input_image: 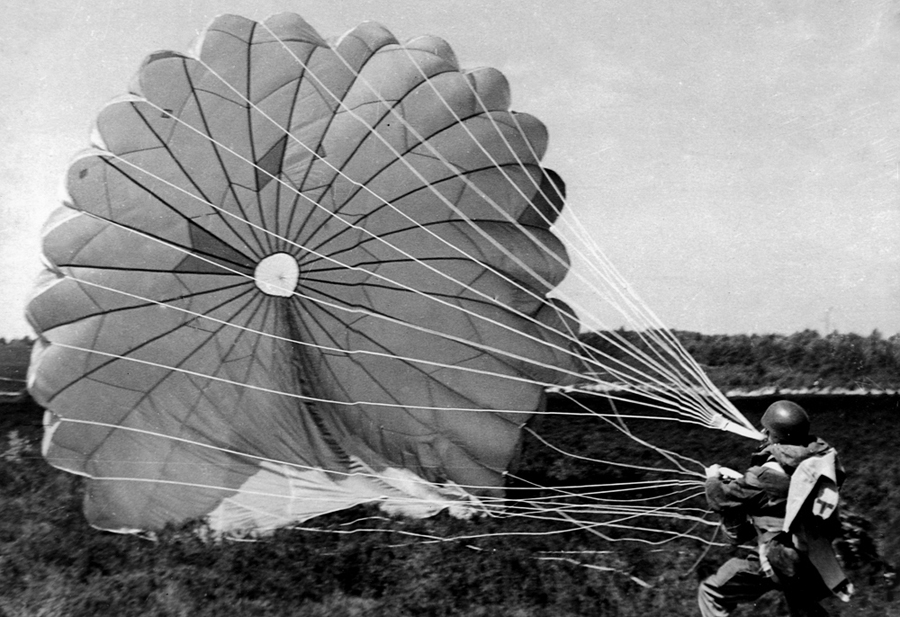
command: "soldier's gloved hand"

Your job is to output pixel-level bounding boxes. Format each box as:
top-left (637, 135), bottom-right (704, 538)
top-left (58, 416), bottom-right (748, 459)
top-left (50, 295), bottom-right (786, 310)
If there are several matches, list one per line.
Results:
top-left (705, 464), bottom-right (721, 479)
top-left (705, 464), bottom-right (742, 481)
top-left (718, 467), bottom-right (743, 480)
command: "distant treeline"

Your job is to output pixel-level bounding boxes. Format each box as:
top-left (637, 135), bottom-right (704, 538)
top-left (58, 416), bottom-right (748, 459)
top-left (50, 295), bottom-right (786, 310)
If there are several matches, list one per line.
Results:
top-left (579, 329), bottom-right (900, 390)
top-left (0, 337), bottom-right (30, 386)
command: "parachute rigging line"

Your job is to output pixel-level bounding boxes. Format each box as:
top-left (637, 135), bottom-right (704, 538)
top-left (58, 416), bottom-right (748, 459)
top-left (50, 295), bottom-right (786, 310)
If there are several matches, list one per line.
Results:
top-left (85, 80), bottom-right (730, 429)
top-left (94, 14), bottom-right (747, 434)
top-left (254, 21), bottom-right (746, 429)
top-left (163, 31), bottom-right (746, 433)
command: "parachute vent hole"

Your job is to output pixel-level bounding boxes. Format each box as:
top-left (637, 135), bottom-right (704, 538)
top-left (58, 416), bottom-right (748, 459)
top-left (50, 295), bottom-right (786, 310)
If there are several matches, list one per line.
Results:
top-left (254, 253), bottom-right (300, 297)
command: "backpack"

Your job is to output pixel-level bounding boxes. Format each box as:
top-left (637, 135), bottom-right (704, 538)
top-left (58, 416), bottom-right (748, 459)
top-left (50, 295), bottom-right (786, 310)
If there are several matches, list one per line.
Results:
top-left (780, 448), bottom-right (852, 601)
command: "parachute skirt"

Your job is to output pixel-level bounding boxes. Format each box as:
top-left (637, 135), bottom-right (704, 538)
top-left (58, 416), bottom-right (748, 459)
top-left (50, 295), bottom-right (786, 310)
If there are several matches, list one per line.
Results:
top-left (26, 13), bottom-right (578, 534)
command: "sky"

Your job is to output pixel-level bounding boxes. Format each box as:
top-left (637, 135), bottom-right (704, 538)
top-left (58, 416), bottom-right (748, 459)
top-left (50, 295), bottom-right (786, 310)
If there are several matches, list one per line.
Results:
top-left (1, 0), bottom-right (898, 339)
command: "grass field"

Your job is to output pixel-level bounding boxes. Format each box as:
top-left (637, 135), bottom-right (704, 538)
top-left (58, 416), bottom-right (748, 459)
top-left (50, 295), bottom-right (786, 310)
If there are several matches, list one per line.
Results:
top-left (1, 393), bottom-right (897, 616)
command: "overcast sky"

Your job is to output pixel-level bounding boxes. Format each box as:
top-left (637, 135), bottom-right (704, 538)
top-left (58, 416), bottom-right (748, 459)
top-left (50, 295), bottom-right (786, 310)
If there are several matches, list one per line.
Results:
top-left (1, 0), bottom-right (898, 338)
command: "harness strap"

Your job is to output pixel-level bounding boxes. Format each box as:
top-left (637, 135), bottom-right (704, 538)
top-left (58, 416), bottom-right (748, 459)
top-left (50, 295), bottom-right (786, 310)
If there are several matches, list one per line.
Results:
top-left (751, 515), bottom-right (785, 532)
top-left (752, 515), bottom-right (789, 582)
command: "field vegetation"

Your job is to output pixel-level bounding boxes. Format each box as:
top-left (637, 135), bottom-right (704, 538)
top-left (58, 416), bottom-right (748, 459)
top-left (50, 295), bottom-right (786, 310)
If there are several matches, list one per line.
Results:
top-left (2, 394), bottom-right (897, 616)
top-left (1, 334), bottom-right (898, 616)
top-left (580, 329), bottom-right (900, 391)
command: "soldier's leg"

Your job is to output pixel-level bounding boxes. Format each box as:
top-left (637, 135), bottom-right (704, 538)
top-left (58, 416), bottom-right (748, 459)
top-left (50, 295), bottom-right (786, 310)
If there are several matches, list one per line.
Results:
top-left (698, 556), bottom-right (777, 617)
top-left (779, 558), bottom-right (832, 617)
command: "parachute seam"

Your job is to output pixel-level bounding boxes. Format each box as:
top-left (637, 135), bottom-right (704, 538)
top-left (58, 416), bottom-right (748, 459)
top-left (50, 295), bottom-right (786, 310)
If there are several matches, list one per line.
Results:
top-left (300, 275), bottom-right (546, 389)
top-left (279, 44), bottom-right (322, 251)
top-left (67, 155), bottom-right (720, 424)
top-left (300, 269), bottom-right (512, 309)
top-left (272, 66), bottom-right (306, 255)
top-left (35, 272), bottom-right (250, 334)
top-left (95, 138), bottom-right (595, 388)
top-left (45, 279), bottom-right (258, 408)
top-left (291, 65), bottom-right (460, 249)
top-left (47, 260), bottom-right (584, 404)
top-left (329, 107), bottom-right (537, 220)
top-left (301, 162), bottom-right (544, 262)
top-left (253, 26), bottom-right (710, 407)
top-left (145, 289), bottom-right (272, 518)
top-left (87, 158), bottom-right (257, 270)
top-left (120, 94), bottom-right (258, 265)
top-left (166, 57), bottom-right (264, 258)
top-left (139, 47), bottom-right (596, 386)
top-left (293, 279), bottom-right (511, 477)
top-left (183, 53), bottom-right (269, 258)
top-left (77, 285), bottom-right (262, 469)
top-left (288, 43), bottom-right (375, 198)
top-left (399, 48), bottom-right (729, 423)
top-left (379, 43), bottom-right (740, 424)
top-left (245, 20), bottom-right (278, 257)
top-left (69, 158), bottom-right (727, 428)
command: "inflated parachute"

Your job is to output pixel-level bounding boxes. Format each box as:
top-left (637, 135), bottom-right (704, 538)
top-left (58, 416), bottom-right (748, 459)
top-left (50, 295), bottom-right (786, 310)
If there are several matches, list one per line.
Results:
top-left (26, 13), bottom-right (581, 532)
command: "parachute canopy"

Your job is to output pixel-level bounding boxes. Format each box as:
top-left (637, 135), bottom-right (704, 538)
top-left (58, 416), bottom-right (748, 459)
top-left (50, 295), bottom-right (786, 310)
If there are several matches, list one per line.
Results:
top-left (26, 13), bottom-right (580, 533)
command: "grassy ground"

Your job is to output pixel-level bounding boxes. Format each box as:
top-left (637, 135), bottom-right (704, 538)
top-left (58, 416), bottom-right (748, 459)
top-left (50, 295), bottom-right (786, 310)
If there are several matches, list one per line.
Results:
top-left (1, 396), bottom-right (897, 616)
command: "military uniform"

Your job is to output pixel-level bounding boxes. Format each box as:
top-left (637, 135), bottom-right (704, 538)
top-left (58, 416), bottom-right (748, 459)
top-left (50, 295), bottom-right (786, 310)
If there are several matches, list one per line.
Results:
top-left (698, 438), bottom-right (848, 617)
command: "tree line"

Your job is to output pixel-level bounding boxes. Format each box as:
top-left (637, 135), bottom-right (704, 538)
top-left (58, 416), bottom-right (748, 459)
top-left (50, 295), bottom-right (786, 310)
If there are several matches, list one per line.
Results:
top-left (578, 329), bottom-right (900, 390)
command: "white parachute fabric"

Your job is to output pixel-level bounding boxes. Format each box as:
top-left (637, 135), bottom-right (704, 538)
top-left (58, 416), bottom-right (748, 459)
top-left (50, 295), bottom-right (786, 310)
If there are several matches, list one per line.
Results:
top-left (27, 12), bottom-right (760, 537)
top-left (27, 13), bottom-right (580, 532)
